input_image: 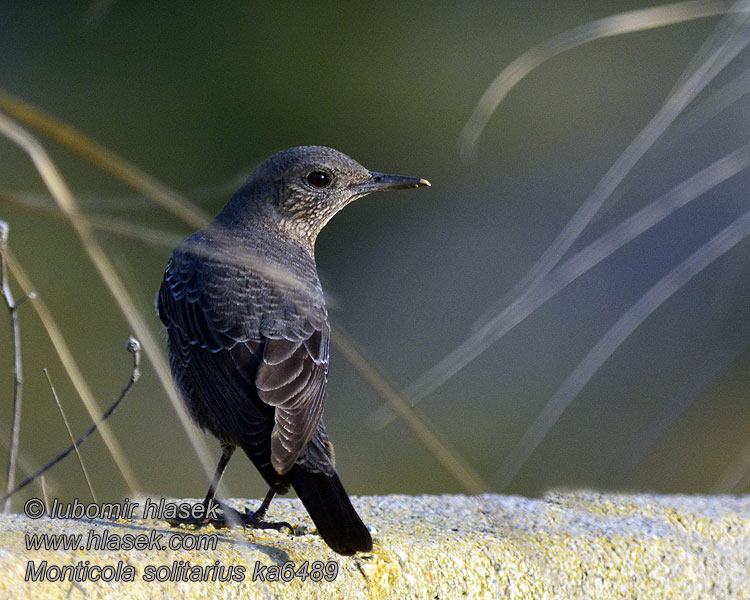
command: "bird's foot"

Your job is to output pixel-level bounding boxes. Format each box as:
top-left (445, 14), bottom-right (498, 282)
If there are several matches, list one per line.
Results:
top-left (239, 505), bottom-right (295, 535)
top-left (167, 500), bottom-right (294, 535)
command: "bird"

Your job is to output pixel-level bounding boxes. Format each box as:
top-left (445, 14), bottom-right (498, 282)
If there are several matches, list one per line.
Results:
top-left (157, 145), bottom-right (429, 555)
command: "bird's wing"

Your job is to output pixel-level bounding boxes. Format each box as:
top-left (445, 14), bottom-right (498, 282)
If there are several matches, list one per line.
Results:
top-left (158, 236), bottom-right (330, 475)
top-left (256, 327), bottom-right (329, 475)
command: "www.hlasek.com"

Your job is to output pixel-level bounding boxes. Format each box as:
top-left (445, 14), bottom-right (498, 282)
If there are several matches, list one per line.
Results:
top-left (21, 497), bottom-right (339, 584)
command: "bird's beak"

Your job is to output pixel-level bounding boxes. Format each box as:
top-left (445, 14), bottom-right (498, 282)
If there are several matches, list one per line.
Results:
top-left (351, 172), bottom-right (431, 195)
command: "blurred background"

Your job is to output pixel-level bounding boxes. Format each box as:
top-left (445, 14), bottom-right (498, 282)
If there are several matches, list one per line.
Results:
top-left (1, 0), bottom-right (749, 510)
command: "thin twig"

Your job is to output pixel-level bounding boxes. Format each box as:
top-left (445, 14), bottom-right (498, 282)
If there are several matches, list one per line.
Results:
top-left (0, 221), bottom-right (31, 513)
top-left (44, 368), bottom-right (98, 503)
top-left (0, 338), bottom-right (141, 504)
top-left (330, 322), bottom-right (486, 494)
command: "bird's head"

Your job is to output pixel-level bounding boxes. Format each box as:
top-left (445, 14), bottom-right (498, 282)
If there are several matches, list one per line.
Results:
top-left (222, 146), bottom-right (429, 248)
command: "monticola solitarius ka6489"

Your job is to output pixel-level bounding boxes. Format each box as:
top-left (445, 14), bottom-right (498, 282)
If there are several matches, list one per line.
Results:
top-left (158, 146), bottom-right (429, 554)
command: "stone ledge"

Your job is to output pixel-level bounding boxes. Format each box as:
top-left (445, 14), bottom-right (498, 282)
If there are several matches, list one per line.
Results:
top-left (1, 491), bottom-right (749, 599)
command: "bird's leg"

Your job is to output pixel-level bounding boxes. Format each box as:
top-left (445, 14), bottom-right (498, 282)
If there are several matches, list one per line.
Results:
top-left (240, 488), bottom-right (294, 534)
top-left (250, 488), bottom-right (275, 521)
top-left (167, 443), bottom-right (235, 527)
top-left (202, 443), bottom-right (235, 515)
top-left (167, 444), bottom-right (293, 534)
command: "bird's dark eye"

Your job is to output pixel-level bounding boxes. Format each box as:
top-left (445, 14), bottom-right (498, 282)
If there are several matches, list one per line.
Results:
top-left (306, 171), bottom-right (331, 188)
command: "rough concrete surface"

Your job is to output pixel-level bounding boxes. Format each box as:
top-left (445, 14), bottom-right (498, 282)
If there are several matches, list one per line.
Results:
top-left (1, 491), bottom-right (749, 599)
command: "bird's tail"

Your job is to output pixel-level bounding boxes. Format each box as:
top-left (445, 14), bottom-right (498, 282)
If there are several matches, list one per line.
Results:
top-left (290, 465), bottom-right (372, 555)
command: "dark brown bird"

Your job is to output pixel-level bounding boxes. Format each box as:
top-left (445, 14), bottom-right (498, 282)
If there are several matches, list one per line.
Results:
top-left (157, 146), bottom-right (429, 554)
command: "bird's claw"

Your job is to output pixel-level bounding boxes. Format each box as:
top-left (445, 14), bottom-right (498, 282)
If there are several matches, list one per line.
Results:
top-left (237, 505), bottom-right (295, 534)
top-left (242, 510), bottom-right (295, 535)
top-left (167, 500), bottom-right (295, 535)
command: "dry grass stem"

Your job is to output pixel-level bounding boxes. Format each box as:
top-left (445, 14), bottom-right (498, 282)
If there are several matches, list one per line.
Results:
top-left (0, 110), bottom-right (217, 484)
top-left (460, 0), bottom-right (745, 157)
top-left (331, 322), bottom-right (486, 494)
top-left (0, 111), bottom-right (171, 492)
top-left (371, 141), bottom-right (750, 429)
top-left (43, 368), bottom-right (97, 503)
top-left (0, 90), bottom-right (210, 228)
top-left (494, 205), bottom-right (750, 488)
top-left (383, 4), bottom-right (750, 431)
top-left (40, 475), bottom-right (49, 513)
